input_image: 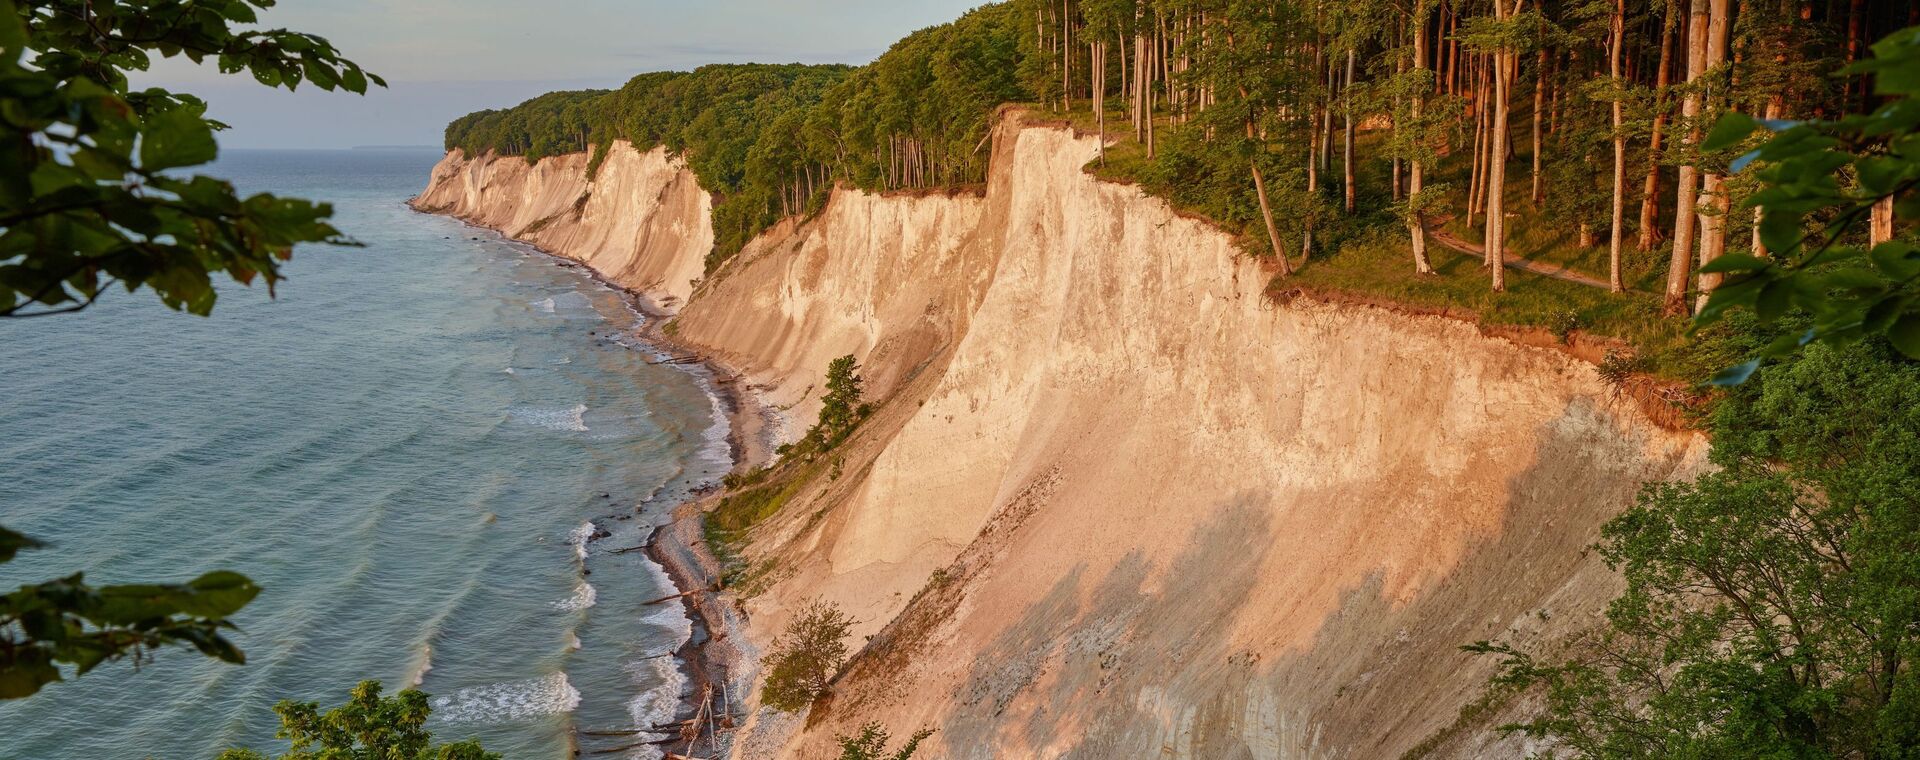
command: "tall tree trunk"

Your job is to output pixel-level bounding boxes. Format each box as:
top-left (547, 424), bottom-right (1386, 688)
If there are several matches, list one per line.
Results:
top-left (1639, 2), bottom-right (1678, 250)
top-left (1392, 50), bottom-right (1405, 204)
top-left (1753, 58), bottom-right (1785, 255)
top-left (1488, 2), bottom-right (1519, 293)
top-left (1469, 57), bottom-right (1488, 223)
top-left (1665, 0), bottom-right (1709, 314)
top-left (1533, 47), bottom-right (1547, 208)
top-left (1304, 105), bottom-right (1318, 261)
top-left (1344, 47), bottom-right (1357, 214)
top-left (1096, 40), bottom-right (1107, 165)
top-left (1411, 0), bottom-right (1435, 275)
top-left (1121, 3), bottom-right (1136, 139)
top-left (1062, 0), bottom-right (1072, 110)
top-left (1873, 196), bottom-right (1896, 245)
top-left (1609, 0), bottom-right (1628, 292)
top-left (1447, 4), bottom-right (1461, 95)
top-left (1147, 16), bottom-right (1158, 157)
top-left (1254, 162), bottom-right (1294, 276)
top-left (1694, 0), bottom-right (1733, 312)
top-left (1320, 57), bottom-right (1334, 174)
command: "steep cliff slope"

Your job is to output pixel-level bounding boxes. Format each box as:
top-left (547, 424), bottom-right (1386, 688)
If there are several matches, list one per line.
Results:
top-left (419, 113), bottom-right (1708, 758)
top-left (412, 141), bottom-right (712, 311)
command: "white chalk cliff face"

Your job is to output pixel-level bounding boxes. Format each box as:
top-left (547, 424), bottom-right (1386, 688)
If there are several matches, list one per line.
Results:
top-left (414, 141), bottom-right (712, 312)
top-left (419, 113), bottom-right (1709, 759)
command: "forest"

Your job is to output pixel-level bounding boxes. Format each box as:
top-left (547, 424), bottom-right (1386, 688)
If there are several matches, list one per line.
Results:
top-left (447, 1), bottom-right (1913, 352)
top-left (443, 3), bottom-right (1027, 268)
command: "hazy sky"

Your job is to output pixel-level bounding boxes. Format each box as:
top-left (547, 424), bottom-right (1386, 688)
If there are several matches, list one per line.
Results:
top-left (140, 1), bottom-right (990, 149)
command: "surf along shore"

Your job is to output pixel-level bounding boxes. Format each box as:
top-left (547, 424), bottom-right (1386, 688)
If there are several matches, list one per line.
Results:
top-left (404, 196), bottom-right (773, 757)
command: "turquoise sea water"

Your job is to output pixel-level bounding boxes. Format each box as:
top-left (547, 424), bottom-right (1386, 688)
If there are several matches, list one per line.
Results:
top-left (0, 149), bottom-right (727, 759)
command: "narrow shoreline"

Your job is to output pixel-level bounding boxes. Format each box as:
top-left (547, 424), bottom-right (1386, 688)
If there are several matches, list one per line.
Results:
top-left (405, 197), bottom-right (774, 757)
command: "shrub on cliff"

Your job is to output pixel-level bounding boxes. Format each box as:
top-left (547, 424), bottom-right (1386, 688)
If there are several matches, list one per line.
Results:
top-left (811, 355), bottom-right (871, 450)
top-left (779, 354), bottom-right (871, 461)
top-left (761, 599), bottom-right (857, 712)
top-left (1470, 339), bottom-right (1920, 756)
top-left (837, 722), bottom-right (933, 760)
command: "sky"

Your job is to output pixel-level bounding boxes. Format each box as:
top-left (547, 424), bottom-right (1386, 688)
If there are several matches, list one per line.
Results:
top-left (139, 1), bottom-right (991, 149)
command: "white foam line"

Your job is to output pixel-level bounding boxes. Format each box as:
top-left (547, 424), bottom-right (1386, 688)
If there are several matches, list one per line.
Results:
top-left (552, 579), bottom-right (598, 611)
top-left (430, 672), bottom-right (581, 724)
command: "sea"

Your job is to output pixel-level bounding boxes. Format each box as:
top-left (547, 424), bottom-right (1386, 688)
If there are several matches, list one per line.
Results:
top-left (0, 148), bottom-right (730, 759)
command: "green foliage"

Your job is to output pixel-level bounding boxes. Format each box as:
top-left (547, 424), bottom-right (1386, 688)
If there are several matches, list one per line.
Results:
top-left (444, 3), bottom-right (1032, 272)
top-left (760, 599), bottom-right (856, 712)
top-left (0, 0), bottom-right (382, 317)
top-left (809, 354), bottom-right (869, 451)
top-left (215, 680), bottom-right (497, 760)
top-left (0, 525), bottom-right (260, 699)
top-left (772, 354), bottom-right (871, 463)
top-left (1472, 340), bottom-right (1920, 757)
top-left (1698, 26), bottom-right (1920, 379)
top-left (836, 721), bottom-right (933, 760)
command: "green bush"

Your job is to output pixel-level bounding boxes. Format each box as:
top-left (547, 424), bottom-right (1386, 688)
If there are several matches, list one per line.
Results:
top-left (1472, 340), bottom-right (1920, 756)
top-left (760, 599), bottom-right (857, 712)
top-left (836, 722), bottom-right (932, 760)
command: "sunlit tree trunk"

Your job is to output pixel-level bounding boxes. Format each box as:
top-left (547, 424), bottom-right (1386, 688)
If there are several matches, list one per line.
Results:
top-left (1665, 0), bottom-right (1708, 314)
top-left (1344, 47), bottom-right (1357, 214)
top-left (1639, 3), bottom-right (1677, 250)
top-left (1694, 0), bottom-right (1732, 312)
top-left (1488, 0), bottom-right (1520, 293)
top-left (1873, 196), bottom-right (1896, 245)
top-left (1254, 162), bottom-right (1293, 276)
top-left (1411, 0), bottom-right (1435, 274)
top-left (1609, 0), bottom-right (1628, 292)
top-left (1393, 46), bottom-right (1405, 203)
top-left (1095, 40), bottom-right (1106, 165)
top-left (1469, 56), bottom-right (1488, 224)
top-left (1533, 47), bottom-right (1547, 208)
top-left (1062, 0), bottom-right (1073, 110)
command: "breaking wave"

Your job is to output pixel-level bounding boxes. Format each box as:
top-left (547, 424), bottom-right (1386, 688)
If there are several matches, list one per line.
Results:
top-left (429, 673), bottom-right (582, 724)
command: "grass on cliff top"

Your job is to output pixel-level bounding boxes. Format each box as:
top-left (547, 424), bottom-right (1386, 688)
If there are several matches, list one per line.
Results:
top-left (1039, 104), bottom-right (1712, 380)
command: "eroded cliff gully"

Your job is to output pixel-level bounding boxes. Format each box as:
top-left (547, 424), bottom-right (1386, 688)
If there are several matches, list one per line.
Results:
top-left (417, 110), bottom-right (1708, 759)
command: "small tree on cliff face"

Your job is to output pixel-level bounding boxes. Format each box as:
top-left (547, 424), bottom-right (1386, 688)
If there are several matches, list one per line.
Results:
top-left (837, 722), bottom-right (933, 760)
top-left (761, 599), bottom-right (856, 712)
top-left (800, 355), bottom-right (870, 453)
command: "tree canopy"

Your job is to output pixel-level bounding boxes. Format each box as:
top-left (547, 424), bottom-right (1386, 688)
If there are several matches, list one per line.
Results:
top-left (443, 3), bottom-right (1031, 271)
top-left (449, 0), bottom-right (1920, 376)
top-left (1471, 336), bottom-right (1920, 756)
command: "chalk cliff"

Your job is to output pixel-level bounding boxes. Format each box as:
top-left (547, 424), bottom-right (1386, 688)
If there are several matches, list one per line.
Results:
top-left (413, 141), bottom-right (712, 312)
top-left (418, 110), bottom-right (1708, 758)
